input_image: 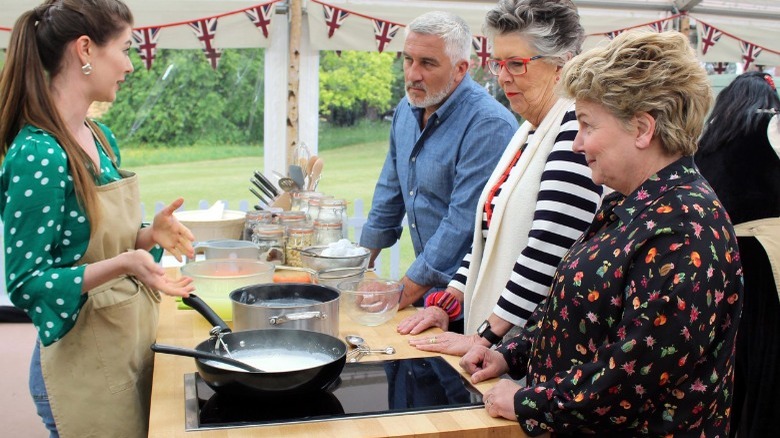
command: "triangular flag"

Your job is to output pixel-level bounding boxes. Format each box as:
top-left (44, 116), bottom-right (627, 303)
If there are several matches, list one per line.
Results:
top-left (605, 29), bottom-right (624, 40)
top-left (189, 18), bottom-right (221, 70)
top-left (132, 27), bottom-right (160, 70)
top-left (472, 36), bottom-right (491, 68)
top-left (245, 4), bottom-right (274, 38)
top-left (323, 5), bottom-right (350, 38)
top-left (740, 41), bottom-right (763, 70)
top-left (648, 19), bottom-right (668, 33)
top-left (372, 19), bottom-right (401, 53)
top-left (712, 62), bottom-right (728, 75)
top-left (699, 22), bottom-right (723, 56)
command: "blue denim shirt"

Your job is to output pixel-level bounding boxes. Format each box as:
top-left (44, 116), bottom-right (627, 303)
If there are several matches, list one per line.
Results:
top-left (360, 74), bottom-right (518, 287)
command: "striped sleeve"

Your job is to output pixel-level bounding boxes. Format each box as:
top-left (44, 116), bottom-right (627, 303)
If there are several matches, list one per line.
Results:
top-left (494, 107), bottom-right (603, 327)
top-left (447, 246), bottom-right (472, 292)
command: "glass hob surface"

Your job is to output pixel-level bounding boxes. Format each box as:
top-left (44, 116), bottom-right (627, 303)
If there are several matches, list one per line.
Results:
top-left (184, 356), bottom-right (485, 430)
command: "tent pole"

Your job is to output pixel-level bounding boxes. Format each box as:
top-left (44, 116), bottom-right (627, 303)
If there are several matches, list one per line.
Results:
top-left (287, 0), bottom-right (302, 168)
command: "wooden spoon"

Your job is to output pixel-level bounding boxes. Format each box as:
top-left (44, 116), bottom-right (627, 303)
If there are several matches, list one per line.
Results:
top-left (306, 155), bottom-right (319, 176)
top-left (308, 158), bottom-right (324, 191)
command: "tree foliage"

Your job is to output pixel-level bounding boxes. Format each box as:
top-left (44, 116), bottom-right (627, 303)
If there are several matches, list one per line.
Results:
top-left (319, 51), bottom-right (398, 126)
top-left (100, 49), bottom-right (265, 147)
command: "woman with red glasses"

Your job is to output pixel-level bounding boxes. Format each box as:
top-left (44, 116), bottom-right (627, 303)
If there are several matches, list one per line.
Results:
top-left (399, 0), bottom-right (603, 354)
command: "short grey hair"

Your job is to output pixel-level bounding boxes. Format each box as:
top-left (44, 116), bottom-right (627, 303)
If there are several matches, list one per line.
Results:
top-left (484, 0), bottom-right (584, 67)
top-left (406, 11), bottom-right (472, 66)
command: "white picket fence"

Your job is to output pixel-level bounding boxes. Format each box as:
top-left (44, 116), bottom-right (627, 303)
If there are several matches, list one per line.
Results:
top-left (142, 198), bottom-right (406, 279)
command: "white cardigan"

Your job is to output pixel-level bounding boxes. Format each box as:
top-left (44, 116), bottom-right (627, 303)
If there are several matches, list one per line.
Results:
top-left (463, 98), bottom-right (583, 333)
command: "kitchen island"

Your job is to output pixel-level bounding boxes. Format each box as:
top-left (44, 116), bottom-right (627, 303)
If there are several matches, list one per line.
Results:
top-left (148, 289), bottom-right (535, 437)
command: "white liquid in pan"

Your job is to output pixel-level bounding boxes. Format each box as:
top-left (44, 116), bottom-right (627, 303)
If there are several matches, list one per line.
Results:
top-left (204, 348), bottom-right (335, 372)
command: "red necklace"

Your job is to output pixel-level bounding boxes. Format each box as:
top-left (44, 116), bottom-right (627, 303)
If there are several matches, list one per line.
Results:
top-left (484, 146), bottom-right (525, 228)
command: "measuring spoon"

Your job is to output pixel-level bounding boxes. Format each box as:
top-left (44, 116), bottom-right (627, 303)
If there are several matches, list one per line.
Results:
top-left (345, 335), bottom-right (396, 355)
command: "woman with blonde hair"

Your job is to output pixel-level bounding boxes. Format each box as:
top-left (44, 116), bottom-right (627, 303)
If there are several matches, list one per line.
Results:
top-left (461, 31), bottom-right (742, 436)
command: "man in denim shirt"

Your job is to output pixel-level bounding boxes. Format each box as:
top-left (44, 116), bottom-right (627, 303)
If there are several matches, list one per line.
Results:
top-left (360, 11), bottom-right (518, 310)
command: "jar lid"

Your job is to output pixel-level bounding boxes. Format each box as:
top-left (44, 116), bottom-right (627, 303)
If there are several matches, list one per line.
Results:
top-left (314, 220), bottom-right (342, 229)
top-left (320, 198), bottom-right (346, 207)
top-left (287, 225), bottom-right (314, 234)
top-left (254, 224), bottom-right (285, 236)
top-left (245, 210), bottom-right (272, 220)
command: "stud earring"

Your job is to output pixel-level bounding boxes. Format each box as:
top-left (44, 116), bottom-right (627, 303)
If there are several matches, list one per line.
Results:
top-left (81, 63), bottom-right (93, 76)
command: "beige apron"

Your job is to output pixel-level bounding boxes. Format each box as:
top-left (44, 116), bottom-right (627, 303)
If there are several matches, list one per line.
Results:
top-left (40, 169), bottom-right (161, 438)
top-left (734, 217), bottom-right (780, 302)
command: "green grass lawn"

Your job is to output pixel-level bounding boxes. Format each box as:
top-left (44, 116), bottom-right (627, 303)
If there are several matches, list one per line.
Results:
top-left (129, 135), bottom-right (415, 278)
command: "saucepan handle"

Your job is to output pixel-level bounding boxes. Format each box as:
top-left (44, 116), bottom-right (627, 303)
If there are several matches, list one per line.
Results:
top-left (269, 311), bottom-right (325, 325)
top-left (182, 294), bottom-right (232, 334)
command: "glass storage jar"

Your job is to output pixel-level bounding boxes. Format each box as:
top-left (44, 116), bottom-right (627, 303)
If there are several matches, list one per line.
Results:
top-left (277, 210), bottom-right (308, 227)
top-left (285, 225), bottom-right (314, 267)
top-left (252, 224), bottom-right (286, 265)
top-left (243, 210), bottom-right (274, 241)
top-left (316, 198), bottom-right (348, 238)
top-left (314, 220), bottom-right (344, 246)
top-left (291, 191), bottom-right (326, 212)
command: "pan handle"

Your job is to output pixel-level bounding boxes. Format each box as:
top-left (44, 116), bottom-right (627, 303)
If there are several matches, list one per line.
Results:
top-left (269, 311), bottom-right (326, 326)
top-left (150, 343), bottom-right (263, 373)
top-left (182, 294), bottom-right (232, 334)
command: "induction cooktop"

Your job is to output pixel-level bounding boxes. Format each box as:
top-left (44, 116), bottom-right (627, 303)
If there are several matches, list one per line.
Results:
top-left (183, 356), bottom-right (485, 430)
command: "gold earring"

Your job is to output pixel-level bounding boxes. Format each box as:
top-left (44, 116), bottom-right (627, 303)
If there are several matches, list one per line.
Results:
top-left (81, 63), bottom-right (93, 76)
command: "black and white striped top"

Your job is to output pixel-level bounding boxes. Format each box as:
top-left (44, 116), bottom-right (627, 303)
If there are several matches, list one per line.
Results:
top-left (449, 108), bottom-right (602, 327)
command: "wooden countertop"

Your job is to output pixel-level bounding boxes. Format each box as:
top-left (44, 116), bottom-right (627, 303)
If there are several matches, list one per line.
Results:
top-left (148, 280), bottom-right (532, 437)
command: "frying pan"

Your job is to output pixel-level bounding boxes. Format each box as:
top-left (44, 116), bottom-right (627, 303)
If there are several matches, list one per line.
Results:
top-left (151, 294), bottom-right (347, 397)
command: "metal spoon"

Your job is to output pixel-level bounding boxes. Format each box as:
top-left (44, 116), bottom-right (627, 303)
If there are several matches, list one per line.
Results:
top-left (150, 343), bottom-right (263, 372)
top-left (278, 177), bottom-right (299, 192)
top-left (345, 334), bottom-right (367, 348)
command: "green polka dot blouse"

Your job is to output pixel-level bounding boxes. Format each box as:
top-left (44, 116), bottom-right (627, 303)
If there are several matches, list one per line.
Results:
top-left (1, 122), bottom-right (124, 345)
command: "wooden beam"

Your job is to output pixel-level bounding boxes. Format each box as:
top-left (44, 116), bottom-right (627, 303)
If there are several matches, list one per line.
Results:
top-left (674, 0), bottom-right (704, 12)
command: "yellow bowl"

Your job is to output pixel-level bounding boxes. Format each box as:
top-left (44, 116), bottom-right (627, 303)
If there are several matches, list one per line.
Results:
top-left (180, 259), bottom-right (275, 320)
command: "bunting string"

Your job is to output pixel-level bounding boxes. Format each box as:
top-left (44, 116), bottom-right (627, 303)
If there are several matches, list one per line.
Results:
top-left (3, 1), bottom-right (779, 69)
top-left (693, 16), bottom-right (780, 57)
top-left (585, 13), bottom-right (683, 38)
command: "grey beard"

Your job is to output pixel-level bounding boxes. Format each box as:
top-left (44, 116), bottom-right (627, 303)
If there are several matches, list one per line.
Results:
top-left (406, 79), bottom-right (454, 109)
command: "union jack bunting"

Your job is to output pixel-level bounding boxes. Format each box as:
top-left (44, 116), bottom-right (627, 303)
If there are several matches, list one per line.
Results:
top-left (699, 22), bottom-right (723, 56)
top-left (740, 41), bottom-right (763, 70)
top-left (323, 5), bottom-right (350, 38)
top-left (605, 29), bottom-right (624, 40)
top-left (647, 19), bottom-right (668, 33)
top-left (189, 18), bottom-right (221, 70)
top-left (472, 36), bottom-right (491, 68)
top-left (372, 19), bottom-right (401, 53)
top-left (132, 27), bottom-right (160, 70)
top-left (245, 4), bottom-right (274, 38)
top-left (712, 62), bottom-right (728, 74)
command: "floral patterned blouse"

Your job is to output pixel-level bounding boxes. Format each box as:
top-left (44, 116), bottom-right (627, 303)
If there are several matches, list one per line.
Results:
top-left (498, 156), bottom-right (743, 437)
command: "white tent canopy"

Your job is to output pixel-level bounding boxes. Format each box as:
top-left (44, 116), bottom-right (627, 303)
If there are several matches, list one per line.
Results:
top-left (3, 0), bottom-right (779, 55)
top-left (2, 0), bottom-right (779, 174)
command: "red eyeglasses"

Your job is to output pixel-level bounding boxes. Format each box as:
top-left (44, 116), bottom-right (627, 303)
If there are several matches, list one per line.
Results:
top-left (487, 55), bottom-right (545, 76)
